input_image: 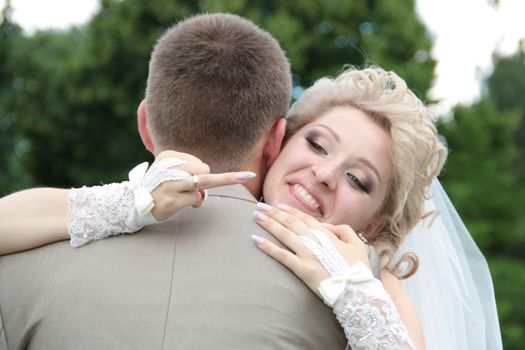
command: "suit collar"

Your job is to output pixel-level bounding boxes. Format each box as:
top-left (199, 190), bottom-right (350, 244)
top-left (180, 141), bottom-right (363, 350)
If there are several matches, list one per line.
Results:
top-left (208, 184), bottom-right (258, 203)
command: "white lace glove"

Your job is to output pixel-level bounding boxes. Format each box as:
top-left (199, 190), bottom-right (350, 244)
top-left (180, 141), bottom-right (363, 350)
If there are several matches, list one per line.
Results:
top-left (300, 229), bottom-right (416, 350)
top-left (68, 158), bottom-right (189, 247)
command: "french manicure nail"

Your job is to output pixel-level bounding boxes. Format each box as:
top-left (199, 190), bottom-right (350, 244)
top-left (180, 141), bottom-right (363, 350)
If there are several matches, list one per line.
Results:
top-left (277, 203), bottom-right (291, 211)
top-left (253, 210), bottom-right (268, 221)
top-left (251, 234), bottom-right (266, 245)
top-left (256, 202), bottom-right (272, 212)
top-left (235, 171), bottom-right (257, 181)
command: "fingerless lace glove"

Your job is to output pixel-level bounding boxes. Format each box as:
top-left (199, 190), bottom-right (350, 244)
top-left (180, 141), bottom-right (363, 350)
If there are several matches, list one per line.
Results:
top-left (300, 229), bottom-right (415, 350)
top-left (68, 158), bottom-right (189, 247)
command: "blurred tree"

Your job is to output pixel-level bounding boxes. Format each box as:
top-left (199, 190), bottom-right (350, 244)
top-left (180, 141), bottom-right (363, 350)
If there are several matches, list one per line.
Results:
top-left (438, 98), bottom-right (525, 254)
top-left (487, 47), bottom-right (525, 183)
top-left (1, 0), bottom-right (522, 346)
top-left (0, 1), bottom-right (29, 194)
top-left (200, 0), bottom-right (435, 95)
top-left (490, 257), bottom-right (525, 349)
top-left (439, 36), bottom-right (525, 347)
top-left (0, 0), bottom-right (435, 193)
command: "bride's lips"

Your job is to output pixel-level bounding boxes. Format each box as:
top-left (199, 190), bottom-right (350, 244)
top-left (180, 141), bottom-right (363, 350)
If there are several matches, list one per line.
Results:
top-left (287, 180), bottom-right (324, 216)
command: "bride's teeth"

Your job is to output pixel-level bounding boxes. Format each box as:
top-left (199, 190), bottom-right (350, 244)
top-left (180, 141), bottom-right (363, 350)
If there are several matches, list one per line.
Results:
top-left (294, 184), bottom-right (319, 209)
top-left (304, 194), bottom-right (319, 208)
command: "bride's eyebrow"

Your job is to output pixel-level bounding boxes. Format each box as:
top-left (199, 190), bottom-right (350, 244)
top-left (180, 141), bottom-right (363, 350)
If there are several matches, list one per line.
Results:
top-left (310, 123), bottom-right (381, 182)
top-left (310, 124), bottom-right (340, 143)
top-left (357, 157), bottom-right (381, 183)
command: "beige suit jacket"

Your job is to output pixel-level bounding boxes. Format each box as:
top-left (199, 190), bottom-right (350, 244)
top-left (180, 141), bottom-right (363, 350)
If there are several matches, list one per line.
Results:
top-left (0, 184), bottom-right (346, 349)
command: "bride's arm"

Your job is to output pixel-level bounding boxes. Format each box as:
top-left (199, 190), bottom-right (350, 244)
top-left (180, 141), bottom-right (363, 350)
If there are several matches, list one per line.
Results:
top-left (381, 270), bottom-right (425, 349)
top-left (0, 150), bottom-right (256, 256)
top-left (0, 188), bottom-right (69, 255)
top-left (252, 204), bottom-right (424, 349)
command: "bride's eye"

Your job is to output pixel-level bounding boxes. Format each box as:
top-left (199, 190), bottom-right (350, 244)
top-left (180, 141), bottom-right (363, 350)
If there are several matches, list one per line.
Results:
top-left (345, 172), bottom-right (370, 193)
top-left (306, 137), bottom-right (327, 155)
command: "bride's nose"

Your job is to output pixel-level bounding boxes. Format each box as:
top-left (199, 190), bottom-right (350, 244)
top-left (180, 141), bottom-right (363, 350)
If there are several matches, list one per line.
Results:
top-left (311, 162), bottom-right (337, 191)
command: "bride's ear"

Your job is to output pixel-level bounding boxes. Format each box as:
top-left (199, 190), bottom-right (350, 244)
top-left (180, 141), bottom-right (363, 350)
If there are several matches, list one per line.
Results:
top-left (137, 99), bottom-right (155, 154)
top-left (263, 117), bottom-right (286, 168)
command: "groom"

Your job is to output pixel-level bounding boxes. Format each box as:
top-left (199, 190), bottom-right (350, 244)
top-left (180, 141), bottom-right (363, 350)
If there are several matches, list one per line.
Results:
top-left (0, 14), bottom-right (346, 349)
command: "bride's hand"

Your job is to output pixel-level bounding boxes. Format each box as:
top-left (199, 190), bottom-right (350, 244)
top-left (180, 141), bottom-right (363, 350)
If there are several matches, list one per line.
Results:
top-left (251, 203), bottom-right (370, 298)
top-left (149, 150), bottom-right (256, 221)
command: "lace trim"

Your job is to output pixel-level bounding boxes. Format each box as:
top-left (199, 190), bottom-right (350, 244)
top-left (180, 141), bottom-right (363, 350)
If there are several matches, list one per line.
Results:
top-left (67, 157), bottom-right (192, 248)
top-left (68, 182), bottom-right (137, 247)
top-left (143, 157), bottom-right (188, 192)
top-left (299, 229), bottom-right (415, 349)
top-left (300, 229), bottom-right (348, 276)
top-left (335, 286), bottom-right (415, 350)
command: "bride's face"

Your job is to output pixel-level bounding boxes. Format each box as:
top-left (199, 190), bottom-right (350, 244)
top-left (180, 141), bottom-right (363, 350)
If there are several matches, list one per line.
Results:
top-left (263, 106), bottom-right (393, 234)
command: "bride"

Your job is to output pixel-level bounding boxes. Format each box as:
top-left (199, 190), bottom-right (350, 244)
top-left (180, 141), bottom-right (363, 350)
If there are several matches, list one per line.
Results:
top-left (0, 67), bottom-right (501, 349)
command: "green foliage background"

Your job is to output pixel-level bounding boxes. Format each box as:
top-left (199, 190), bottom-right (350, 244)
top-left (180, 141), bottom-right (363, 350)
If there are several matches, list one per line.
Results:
top-left (1, 0), bottom-right (524, 347)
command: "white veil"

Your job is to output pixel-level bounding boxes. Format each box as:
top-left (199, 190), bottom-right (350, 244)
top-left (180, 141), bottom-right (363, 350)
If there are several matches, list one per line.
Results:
top-left (396, 179), bottom-right (503, 350)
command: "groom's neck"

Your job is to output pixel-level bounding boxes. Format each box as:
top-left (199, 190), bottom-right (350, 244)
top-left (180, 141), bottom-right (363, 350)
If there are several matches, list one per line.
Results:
top-left (243, 180), bottom-right (263, 201)
top-left (213, 163), bottom-right (263, 200)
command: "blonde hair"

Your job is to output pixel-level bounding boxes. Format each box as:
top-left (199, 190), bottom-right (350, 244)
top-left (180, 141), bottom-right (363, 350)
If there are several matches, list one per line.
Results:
top-left (286, 67), bottom-right (447, 277)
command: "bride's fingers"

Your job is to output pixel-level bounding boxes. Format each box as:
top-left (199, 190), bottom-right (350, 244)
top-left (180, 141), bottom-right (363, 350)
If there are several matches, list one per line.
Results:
top-left (164, 169), bottom-right (255, 193)
top-left (151, 190), bottom-right (201, 221)
top-left (193, 171), bottom-right (256, 190)
top-left (322, 223), bottom-right (365, 247)
top-left (251, 234), bottom-right (302, 274)
top-left (191, 190), bottom-right (206, 208)
top-left (274, 204), bottom-right (326, 231)
top-left (176, 161), bottom-right (210, 179)
top-left (255, 203), bottom-right (312, 237)
top-left (253, 210), bottom-right (306, 253)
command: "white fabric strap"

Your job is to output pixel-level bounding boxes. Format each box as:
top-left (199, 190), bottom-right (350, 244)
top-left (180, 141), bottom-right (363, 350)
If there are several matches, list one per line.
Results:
top-left (68, 157), bottom-right (190, 247)
top-left (299, 229), bottom-right (348, 276)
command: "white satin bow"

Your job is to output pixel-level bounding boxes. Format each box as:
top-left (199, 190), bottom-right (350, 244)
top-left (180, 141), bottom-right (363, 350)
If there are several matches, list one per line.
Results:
top-left (319, 261), bottom-right (376, 306)
top-left (128, 162), bottom-right (155, 216)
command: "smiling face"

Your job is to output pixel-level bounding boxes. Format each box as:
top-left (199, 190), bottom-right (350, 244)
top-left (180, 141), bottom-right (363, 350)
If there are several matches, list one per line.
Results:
top-left (263, 105), bottom-right (393, 235)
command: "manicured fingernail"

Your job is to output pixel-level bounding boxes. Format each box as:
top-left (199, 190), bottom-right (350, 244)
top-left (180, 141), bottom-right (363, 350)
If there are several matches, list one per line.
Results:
top-left (235, 171), bottom-right (257, 181)
top-left (202, 189), bottom-right (208, 201)
top-left (251, 234), bottom-right (266, 245)
top-left (321, 223), bottom-right (334, 228)
top-left (277, 204), bottom-right (291, 211)
top-left (256, 202), bottom-right (272, 212)
top-left (253, 210), bottom-right (267, 221)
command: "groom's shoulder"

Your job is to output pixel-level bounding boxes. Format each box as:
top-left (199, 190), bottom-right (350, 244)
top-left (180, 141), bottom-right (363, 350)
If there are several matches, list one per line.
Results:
top-left (206, 183), bottom-right (258, 207)
top-left (168, 183), bottom-right (259, 232)
top-left (151, 184), bottom-right (259, 247)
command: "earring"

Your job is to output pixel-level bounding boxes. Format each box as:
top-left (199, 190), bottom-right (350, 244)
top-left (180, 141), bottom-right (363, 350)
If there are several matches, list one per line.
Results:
top-left (357, 232), bottom-right (369, 244)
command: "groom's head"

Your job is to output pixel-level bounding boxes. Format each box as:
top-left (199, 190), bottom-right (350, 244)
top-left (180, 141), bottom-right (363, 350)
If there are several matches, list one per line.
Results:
top-left (139, 13), bottom-right (291, 175)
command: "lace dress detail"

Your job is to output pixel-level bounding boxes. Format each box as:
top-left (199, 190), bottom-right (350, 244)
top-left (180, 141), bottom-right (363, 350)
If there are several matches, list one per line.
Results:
top-left (334, 282), bottom-right (415, 349)
top-left (68, 182), bottom-right (137, 248)
top-left (300, 229), bottom-right (415, 350)
top-left (143, 157), bottom-right (188, 192)
top-left (67, 157), bottom-right (191, 248)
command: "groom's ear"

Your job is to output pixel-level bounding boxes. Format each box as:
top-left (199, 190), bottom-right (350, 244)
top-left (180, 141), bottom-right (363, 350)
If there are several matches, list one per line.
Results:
top-left (263, 117), bottom-right (286, 168)
top-left (137, 99), bottom-right (155, 154)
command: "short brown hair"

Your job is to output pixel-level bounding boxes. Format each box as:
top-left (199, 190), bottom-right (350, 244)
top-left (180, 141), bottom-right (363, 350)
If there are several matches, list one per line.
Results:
top-left (146, 13), bottom-right (292, 171)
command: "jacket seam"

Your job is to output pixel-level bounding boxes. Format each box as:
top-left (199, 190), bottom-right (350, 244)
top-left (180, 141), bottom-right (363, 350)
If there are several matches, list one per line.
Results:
top-left (161, 220), bottom-right (179, 350)
top-left (0, 303), bottom-right (9, 350)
